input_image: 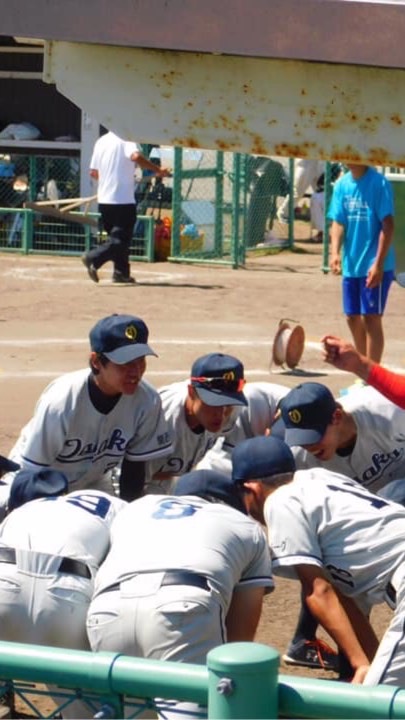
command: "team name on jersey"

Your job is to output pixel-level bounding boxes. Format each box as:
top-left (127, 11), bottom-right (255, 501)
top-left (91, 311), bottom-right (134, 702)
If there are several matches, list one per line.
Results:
top-left (57, 428), bottom-right (127, 462)
top-left (353, 448), bottom-right (404, 487)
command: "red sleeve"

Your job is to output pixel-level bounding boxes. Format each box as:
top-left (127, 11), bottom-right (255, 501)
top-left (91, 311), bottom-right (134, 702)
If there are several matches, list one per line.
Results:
top-left (367, 364), bottom-right (405, 409)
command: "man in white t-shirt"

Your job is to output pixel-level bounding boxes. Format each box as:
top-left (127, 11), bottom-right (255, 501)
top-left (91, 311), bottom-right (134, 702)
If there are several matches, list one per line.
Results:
top-left (82, 131), bottom-right (169, 284)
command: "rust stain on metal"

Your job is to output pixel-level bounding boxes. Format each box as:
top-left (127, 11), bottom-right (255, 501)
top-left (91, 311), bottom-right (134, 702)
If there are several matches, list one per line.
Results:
top-left (300, 88), bottom-right (307, 96)
top-left (390, 114), bottom-right (403, 125)
top-left (250, 136), bottom-right (268, 155)
top-left (330, 146), bottom-right (362, 163)
top-left (367, 147), bottom-right (390, 164)
top-left (274, 143), bottom-right (310, 157)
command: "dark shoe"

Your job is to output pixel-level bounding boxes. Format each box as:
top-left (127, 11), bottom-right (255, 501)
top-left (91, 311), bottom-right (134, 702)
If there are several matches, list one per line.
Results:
top-left (282, 639), bottom-right (339, 671)
top-left (112, 273), bottom-right (136, 284)
top-left (81, 255), bottom-right (99, 284)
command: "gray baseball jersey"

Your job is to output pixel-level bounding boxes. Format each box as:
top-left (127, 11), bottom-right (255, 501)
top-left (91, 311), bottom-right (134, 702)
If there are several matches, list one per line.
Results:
top-left (8, 369), bottom-right (172, 493)
top-left (294, 387), bottom-right (405, 495)
top-left (197, 382), bottom-right (289, 476)
top-left (0, 490), bottom-right (126, 647)
top-left (265, 467), bottom-right (405, 685)
top-left (94, 493), bottom-right (274, 613)
top-left (144, 381), bottom-right (224, 484)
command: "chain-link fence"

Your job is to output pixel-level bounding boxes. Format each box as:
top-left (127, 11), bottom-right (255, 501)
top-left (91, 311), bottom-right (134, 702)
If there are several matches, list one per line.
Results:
top-left (0, 149), bottom-right (339, 267)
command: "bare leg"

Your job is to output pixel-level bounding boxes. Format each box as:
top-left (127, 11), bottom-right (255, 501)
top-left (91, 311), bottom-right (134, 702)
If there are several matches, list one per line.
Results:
top-left (363, 314), bottom-right (384, 363)
top-left (346, 314), bottom-right (367, 355)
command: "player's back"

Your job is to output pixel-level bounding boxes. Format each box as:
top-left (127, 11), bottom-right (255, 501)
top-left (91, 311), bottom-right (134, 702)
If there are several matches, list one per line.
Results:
top-left (95, 494), bottom-right (272, 613)
top-left (0, 490), bottom-right (126, 568)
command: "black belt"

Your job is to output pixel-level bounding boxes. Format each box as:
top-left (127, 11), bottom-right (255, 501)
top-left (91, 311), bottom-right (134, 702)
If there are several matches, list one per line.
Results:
top-left (98, 570), bottom-right (210, 597)
top-left (0, 547), bottom-right (91, 580)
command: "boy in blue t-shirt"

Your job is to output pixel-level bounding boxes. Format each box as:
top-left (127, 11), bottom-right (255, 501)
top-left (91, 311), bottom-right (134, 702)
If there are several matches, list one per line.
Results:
top-left (328, 165), bottom-right (395, 363)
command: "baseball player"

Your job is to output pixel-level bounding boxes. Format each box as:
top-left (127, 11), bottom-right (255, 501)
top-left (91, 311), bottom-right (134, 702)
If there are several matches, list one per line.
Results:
top-left (87, 469), bottom-right (273, 719)
top-left (0, 485), bottom-right (126, 718)
top-left (4, 314), bottom-right (172, 505)
top-left (196, 381), bottom-right (289, 476)
top-left (231, 434), bottom-right (405, 686)
top-left (273, 380), bottom-right (405, 672)
top-left (144, 352), bottom-right (248, 494)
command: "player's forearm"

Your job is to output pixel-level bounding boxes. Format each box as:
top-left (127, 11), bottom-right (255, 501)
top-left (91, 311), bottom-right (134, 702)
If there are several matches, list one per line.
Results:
top-left (119, 459), bottom-right (145, 500)
top-left (304, 583), bottom-right (371, 671)
top-left (329, 221), bottom-right (343, 257)
top-left (367, 364), bottom-right (405, 409)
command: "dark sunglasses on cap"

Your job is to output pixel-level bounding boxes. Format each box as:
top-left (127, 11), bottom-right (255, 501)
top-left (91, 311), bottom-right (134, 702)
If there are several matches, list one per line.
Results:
top-left (191, 376), bottom-right (246, 393)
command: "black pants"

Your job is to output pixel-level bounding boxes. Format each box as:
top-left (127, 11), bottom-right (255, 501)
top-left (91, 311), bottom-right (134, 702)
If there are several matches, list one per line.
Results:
top-left (87, 203), bottom-right (137, 277)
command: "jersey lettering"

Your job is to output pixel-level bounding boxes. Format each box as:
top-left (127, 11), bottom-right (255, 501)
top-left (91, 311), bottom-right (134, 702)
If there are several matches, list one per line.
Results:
top-left (352, 449), bottom-right (403, 487)
top-left (326, 482), bottom-right (389, 509)
top-left (326, 563), bottom-right (354, 588)
top-left (65, 493), bottom-right (111, 518)
top-left (155, 457), bottom-right (184, 475)
top-left (57, 428), bottom-right (127, 461)
top-left (152, 498), bottom-right (199, 520)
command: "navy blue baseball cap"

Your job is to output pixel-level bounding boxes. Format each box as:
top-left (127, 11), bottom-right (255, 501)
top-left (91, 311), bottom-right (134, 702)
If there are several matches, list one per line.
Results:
top-left (0, 455), bottom-right (20, 476)
top-left (190, 353), bottom-right (247, 407)
top-left (174, 469), bottom-right (247, 514)
top-left (8, 468), bottom-right (68, 513)
top-left (279, 382), bottom-right (337, 446)
top-left (89, 314), bottom-right (157, 364)
top-left (232, 436), bottom-right (296, 483)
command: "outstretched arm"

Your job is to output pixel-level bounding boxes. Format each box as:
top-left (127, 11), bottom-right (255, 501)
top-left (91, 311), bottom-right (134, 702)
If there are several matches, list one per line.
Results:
top-left (322, 335), bottom-right (405, 409)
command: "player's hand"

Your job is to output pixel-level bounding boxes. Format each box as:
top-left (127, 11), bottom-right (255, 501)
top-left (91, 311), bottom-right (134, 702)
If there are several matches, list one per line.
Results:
top-left (329, 254), bottom-right (341, 275)
top-left (351, 664), bottom-right (370, 684)
top-left (321, 335), bottom-right (369, 379)
top-left (158, 166), bottom-right (172, 178)
top-left (366, 263), bottom-right (383, 289)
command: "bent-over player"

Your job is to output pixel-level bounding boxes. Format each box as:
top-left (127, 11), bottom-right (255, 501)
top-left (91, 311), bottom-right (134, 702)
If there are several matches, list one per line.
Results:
top-left (87, 468), bottom-right (273, 719)
top-left (272, 380), bottom-right (405, 671)
top-left (4, 314), bottom-right (172, 506)
top-left (232, 435), bottom-right (405, 686)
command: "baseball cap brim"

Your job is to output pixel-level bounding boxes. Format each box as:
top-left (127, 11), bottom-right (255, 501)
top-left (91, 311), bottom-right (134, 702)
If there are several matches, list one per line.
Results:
top-left (103, 344), bottom-right (158, 364)
top-left (284, 426), bottom-right (325, 447)
top-left (194, 386), bottom-right (247, 407)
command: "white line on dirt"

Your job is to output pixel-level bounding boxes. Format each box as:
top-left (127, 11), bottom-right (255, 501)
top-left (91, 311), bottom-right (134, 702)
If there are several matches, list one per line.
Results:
top-left (0, 339), bottom-right (322, 348)
top-left (0, 367), bottom-right (347, 379)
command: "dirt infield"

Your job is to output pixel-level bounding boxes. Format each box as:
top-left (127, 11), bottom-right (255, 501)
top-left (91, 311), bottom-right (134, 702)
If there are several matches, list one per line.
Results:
top-left (0, 242), bottom-right (400, 709)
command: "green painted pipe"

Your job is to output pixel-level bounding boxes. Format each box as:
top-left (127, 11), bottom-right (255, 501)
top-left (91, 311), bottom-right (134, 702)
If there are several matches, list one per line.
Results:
top-left (279, 673), bottom-right (405, 719)
top-left (207, 642), bottom-right (279, 719)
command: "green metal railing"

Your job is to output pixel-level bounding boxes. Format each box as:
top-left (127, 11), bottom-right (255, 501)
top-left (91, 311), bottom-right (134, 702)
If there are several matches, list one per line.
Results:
top-left (0, 208), bottom-right (155, 261)
top-left (1, 641), bottom-right (405, 719)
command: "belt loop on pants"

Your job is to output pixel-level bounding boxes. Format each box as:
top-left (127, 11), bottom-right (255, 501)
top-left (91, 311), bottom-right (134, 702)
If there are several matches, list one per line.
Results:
top-left (0, 546), bottom-right (91, 579)
top-left (97, 569), bottom-right (210, 597)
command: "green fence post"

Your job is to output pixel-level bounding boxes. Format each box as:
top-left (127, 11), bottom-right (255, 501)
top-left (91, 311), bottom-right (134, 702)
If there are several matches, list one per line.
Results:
top-left (24, 209), bottom-right (33, 254)
top-left (288, 158), bottom-right (295, 248)
top-left (231, 153), bottom-right (242, 268)
top-left (207, 642), bottom-right (279, 720)
top-left (214, 151), bottom-right (224, 256)
top-left (322, 161), bottom-right (332, 272)
top-left (171, 147), bottom-right (182, 257)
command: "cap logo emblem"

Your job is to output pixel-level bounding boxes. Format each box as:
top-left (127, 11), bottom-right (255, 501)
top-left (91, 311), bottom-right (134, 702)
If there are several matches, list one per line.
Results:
top-left (288, 409), bottom-right (302, 424)
top-left (223, 371), bottom-right (235, 380)
top-left (125, 324), bottom-right (137, 341)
